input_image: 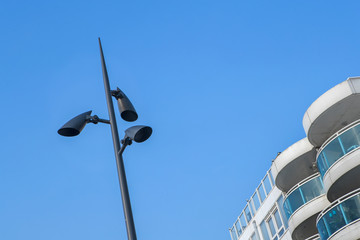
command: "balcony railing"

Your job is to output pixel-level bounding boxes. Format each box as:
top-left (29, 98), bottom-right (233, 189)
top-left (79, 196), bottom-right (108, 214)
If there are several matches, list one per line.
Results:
top-left (317, 120), bottom-right (360, 177)
top-left (316, 189), bottom-right (360, 240)
top-left (305, 234), bottom-right (320, 240)
top-left (283, 174), bottom-right (325, 219)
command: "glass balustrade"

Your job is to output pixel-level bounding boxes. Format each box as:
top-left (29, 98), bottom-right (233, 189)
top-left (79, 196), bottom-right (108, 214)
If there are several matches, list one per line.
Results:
top-left (317, 122), bottom-right (360, 177)
top-left (283, 175), bottom-right (325, 219)
top-left (317, 190), bottom-right (360, 240)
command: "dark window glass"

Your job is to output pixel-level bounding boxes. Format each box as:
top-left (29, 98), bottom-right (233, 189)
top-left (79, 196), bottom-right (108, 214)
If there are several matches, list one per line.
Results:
top-left (301, 177), bottom-right (324, 202)
top-left (284, 176), bottom-right (324, 218)
top-left (285, 189), bottom-right (303, 217)
top-left (317, 219), bottom-right (329, 240)
top-left (278, 228), bottom-right (284, 237)
top-left (322, 138), bottom-right (344, 167)
top-left (340, 124), bottom-right (360, 154)
top-left (342, 195), bottom-right (360, 223)
top-left (323, 205), bottom-right (346, 236)
top-left (317, 152), bottom-right (329, 177)
top-left (283, 198), bottom-right (292, 220)
top-left (317, 124), bottom-right (360, 177)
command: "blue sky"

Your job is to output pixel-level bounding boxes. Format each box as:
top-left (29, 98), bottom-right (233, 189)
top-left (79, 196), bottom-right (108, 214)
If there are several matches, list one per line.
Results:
top-left (1, 1), bottom-right (360, 240)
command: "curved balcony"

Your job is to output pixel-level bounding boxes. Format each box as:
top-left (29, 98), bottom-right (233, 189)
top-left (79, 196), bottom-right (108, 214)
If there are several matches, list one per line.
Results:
top-left (316, 189), bottom-right (360, 240)
top-left (272, 138), bottom-right (317, 193)
top-left (317, 120), bottom-right (360, 202)
top-left (303, 77), bottom-right (360, 147)
top-left (283, 174), bottom-right (330, 240)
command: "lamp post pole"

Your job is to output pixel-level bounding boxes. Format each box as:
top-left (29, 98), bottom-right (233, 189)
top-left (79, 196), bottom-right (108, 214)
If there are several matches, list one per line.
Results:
top-left (98, 38), bottom-right (137, 240)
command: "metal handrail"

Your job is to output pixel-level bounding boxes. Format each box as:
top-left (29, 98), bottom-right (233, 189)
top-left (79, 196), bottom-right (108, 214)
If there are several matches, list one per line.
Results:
top-left (304, 234), bottom-right (320, 240)
top-left (284, 173), bottom-right (320, 198)
top-left (316, 119), bottom-right (360, 159)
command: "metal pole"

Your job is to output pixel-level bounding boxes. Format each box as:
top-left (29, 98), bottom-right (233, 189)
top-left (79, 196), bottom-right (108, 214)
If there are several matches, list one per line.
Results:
top-left (98, 38), bottom-right (137, 240)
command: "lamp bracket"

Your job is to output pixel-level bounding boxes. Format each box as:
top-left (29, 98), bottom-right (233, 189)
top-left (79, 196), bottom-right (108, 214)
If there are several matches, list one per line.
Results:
top-left (111, 87), bottom-right (124, 100)
top-left (87, 115), bottom-right (110, 124)
top-left (119, 137), bottom-right (132, 155)
top-left (121, 137), bottom-right (132, 146)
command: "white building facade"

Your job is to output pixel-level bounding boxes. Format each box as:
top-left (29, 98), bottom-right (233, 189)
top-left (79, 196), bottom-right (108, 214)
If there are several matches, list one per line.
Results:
top-left (229, 77), bottom-right (360, 240)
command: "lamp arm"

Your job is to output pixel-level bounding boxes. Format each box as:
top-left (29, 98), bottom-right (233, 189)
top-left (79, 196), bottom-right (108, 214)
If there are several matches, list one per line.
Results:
top-left (87, 115), bottom-right (110, 124)
top-left (119, 137), bottom-right (132, 155)
top-left (111, 87), bottom-right (124, 100)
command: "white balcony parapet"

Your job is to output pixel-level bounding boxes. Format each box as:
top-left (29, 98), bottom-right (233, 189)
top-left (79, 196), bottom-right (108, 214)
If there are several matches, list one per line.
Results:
top-left (303, 77), bottom-right (360, 147)
top-left (272, 138), bottom-right (316, 193)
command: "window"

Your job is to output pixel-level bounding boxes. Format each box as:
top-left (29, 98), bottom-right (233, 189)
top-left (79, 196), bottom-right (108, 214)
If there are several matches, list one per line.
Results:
top-left (235, 220), bottom-right (242, 237)
top-left (252, 192), bottom-right (261, 210)
top-left (260, 220), bottom-right (270, 240)
top-left (265, 208), bottom-right (285, 240)
top-left (230, 227), bottom-right (237, 240)
top-left (239, 213), bottom-right (247, 230)
top-left (249, 232), bottom-right (259, 240)
top-left (267, 217), bottom-right (277, 238)
top-left (276, 195), bottom-right (288, 228)
top-left (244, 205), bottom-right (252, 222)
top-left (260, 205), bottom-right (287, 240)
top-left (269, 169), bottom-right (275, 186)
top-left (263, 174), bottom-right (273, 195)
top-left (249, 198), bottom-right (256, 215)
top-left (258, 183), bottom-right (266, 202)
top-left (274, 210), bottom-right (285, 237)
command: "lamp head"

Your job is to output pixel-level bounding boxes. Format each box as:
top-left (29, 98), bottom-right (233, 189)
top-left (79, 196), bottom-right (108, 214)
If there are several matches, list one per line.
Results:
top-left (114, 88), bottom-right (138, 122)
top-left (58, 111), bottom-right (92, 137)
top-left (125, 125), bottom-right (152, 143)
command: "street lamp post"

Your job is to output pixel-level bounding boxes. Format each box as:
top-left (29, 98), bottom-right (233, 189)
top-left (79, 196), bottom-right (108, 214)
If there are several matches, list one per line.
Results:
top-left (58, 38), bottom-right (152, 240)
top-left (98, 38), bottom-right (138, 240)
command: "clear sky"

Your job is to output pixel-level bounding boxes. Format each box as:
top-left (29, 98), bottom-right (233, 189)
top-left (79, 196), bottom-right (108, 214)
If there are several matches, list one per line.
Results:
top-left (1, 1), bottom-right (360, 240)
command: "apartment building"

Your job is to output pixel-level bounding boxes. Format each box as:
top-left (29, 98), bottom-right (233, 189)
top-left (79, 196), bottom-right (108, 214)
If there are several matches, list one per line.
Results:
top-left (229, 77), bottom-right (360, 240)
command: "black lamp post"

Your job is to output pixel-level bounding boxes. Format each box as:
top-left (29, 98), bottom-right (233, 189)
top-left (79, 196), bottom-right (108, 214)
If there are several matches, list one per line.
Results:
top-left (58, 38), bottom-right (152, 240)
